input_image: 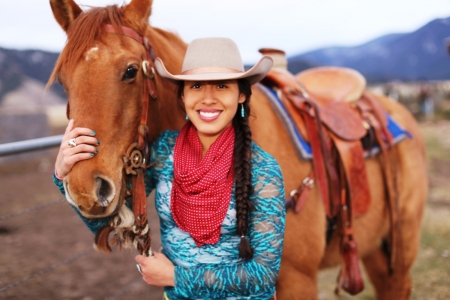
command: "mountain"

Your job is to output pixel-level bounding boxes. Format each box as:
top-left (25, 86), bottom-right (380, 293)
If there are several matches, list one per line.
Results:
top-left (288, 17), bottom-right (450, 83)
top-left (0, 47), bottom-right (65, 103)
top-left (0, 47), bottom-right (67, 146)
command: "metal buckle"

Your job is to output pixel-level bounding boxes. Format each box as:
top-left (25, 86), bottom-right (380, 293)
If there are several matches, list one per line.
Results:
top-left (290, 189), bottom-right (298, 198)
top-left (302, 176), bottom-right (314, 188)
top-left (123, 143), bottom-right (145, 175)
top-left (142, 60), bottom-right (155, 79)
top-left (290, 176), bottom-right (314, 198)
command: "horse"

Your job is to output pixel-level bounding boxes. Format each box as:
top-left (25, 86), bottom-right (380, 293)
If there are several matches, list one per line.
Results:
top-left (48, 0), bottom-right (428, 299)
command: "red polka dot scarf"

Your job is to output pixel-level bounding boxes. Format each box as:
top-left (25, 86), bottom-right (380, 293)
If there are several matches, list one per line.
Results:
top-left (171, 121), bottom-right (235, 246)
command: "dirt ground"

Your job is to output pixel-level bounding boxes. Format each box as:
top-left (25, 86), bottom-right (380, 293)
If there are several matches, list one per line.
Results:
top-left (0, 149), bottom-right (164, 300)
top-left (0, 121), bottom-right (449, 299)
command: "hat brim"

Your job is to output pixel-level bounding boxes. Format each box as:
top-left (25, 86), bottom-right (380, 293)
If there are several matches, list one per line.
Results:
top-left (155, 56), bottom-right (273, 85)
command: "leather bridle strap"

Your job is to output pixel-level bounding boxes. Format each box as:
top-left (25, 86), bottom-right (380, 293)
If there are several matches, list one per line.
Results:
top-left (104, 24), bottom-right (145, 44)
top-left (104, 24), bottom-right (157, 257)
top-left (104, 23), bottom-right (157, 111)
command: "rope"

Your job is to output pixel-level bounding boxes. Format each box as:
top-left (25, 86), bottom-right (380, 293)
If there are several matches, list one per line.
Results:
top-left (104, 278), bottom-right (143, 300)
top-left (0, 198), bottom-right (65, 221)
top-left (0, 248), bottom-right (94, 292)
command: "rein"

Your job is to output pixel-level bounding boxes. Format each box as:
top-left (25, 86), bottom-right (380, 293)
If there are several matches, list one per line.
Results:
top-left (103, 24), bottom-right (157, 257)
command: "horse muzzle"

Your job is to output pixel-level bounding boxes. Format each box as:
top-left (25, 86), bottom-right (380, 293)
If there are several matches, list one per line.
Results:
top-left (63, 174), bottom-right (121, 218)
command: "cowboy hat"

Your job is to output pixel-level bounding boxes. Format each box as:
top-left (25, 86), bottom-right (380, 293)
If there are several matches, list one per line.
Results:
top-left (155, 37), bottom-right (273, 85)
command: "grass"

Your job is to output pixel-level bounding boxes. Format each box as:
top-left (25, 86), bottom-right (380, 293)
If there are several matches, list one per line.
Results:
top-left (411, 208), bottom-right (450, 299)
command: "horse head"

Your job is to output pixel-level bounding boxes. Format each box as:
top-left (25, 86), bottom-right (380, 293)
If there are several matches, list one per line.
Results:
top-left (49, 0), bottom-right (186, 219)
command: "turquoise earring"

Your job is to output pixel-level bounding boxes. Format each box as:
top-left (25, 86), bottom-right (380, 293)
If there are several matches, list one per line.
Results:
top-left (186, 114), bottom-right (189, 120)
top-left (241, 104), bottom-right (245, 118)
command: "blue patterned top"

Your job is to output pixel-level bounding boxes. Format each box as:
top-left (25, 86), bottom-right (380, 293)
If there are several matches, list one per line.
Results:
top-left (53, 130), bottom-right (286, 300)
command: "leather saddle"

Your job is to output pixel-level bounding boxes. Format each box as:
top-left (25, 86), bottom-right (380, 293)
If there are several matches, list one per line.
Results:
top-left (260, 64), bottom-right (397, 296)
top-left (297, 66), bottom-right (366, 104)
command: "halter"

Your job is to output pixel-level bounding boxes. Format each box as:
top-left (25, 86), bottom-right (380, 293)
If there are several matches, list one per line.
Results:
top-left (64, 24), bottom-right (156, 255)
top-left (104, 24), bottom-right (157, 257)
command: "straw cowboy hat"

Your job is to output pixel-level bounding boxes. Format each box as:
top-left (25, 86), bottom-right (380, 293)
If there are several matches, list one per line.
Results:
top-left (155, 37), bottom-right (273, 85)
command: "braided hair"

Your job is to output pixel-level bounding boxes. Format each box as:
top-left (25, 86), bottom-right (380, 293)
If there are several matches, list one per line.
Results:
top-left (176, 79), bottom-right (254, 260)
top-left (233, 79), bottom-right (254, 260)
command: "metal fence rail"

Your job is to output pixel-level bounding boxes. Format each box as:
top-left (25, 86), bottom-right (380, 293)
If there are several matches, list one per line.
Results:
top-left (0, 135), bottom-right (63, 157)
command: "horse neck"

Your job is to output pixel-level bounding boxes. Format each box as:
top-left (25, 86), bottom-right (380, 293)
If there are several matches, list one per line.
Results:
top-left (145, 26), bottom-right (188, 141)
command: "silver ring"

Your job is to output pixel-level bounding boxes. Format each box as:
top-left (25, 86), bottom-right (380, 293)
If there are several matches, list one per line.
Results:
top-left (68, 138), bottom-right (77, 147)
top-left (136, 263), bottom-right (142, 274)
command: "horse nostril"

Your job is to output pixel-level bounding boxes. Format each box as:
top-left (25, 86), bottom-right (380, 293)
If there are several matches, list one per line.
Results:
top-left (95, 177), bottom-right (114, 206)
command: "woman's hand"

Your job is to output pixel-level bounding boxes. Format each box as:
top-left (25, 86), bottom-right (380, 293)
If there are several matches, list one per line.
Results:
top-left (135, 252), bottom-right (175, 287)
top-left (54, 119), bottom-right (99, 179)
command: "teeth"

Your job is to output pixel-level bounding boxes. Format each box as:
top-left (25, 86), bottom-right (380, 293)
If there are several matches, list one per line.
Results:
top-left (199, 111), bottom-right (219, 117)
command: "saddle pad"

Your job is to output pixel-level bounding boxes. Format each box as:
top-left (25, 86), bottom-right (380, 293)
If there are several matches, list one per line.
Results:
top-left (256, 84), bottom-right (411, 161)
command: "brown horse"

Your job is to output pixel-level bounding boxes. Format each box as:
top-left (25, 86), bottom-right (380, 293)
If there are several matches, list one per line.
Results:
top-left (48, 0), bottom-right (428, 299)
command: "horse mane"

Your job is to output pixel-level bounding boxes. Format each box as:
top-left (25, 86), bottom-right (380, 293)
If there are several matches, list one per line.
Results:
top-left (47, 5), bottom-right (130, 87)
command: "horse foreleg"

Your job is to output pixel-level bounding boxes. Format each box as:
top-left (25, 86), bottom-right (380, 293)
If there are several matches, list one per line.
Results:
top-left (362, 213), bottom-right (423, 300)
top-left (276, 192), bottom-right (326, 300)
top-left (362, 246), bottom-right (411, 299)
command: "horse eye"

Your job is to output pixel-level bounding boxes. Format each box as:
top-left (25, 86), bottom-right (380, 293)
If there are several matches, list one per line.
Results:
top-left (122, 66), bottom-right (138, 81)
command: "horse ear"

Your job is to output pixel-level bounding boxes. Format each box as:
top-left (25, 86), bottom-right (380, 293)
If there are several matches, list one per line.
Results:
top-left (49, 0), bottom-right (83, 32)
top-left (123, 0), bottom-right (153, 27)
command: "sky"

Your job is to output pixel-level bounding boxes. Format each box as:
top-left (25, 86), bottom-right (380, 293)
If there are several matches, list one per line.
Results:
top-left (1, 0), bottom-right (450, 63)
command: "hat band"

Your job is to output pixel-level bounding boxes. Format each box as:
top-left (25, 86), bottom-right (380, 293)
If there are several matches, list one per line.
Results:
top-left (182, 67), bottom-right (243, 75)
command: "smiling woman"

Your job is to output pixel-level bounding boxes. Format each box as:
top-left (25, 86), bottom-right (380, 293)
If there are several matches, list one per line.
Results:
top-left (131, 37), bottom-right (285, 300)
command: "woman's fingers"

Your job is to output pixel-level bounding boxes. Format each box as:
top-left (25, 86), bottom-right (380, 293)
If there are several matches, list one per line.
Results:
top-left (62, 120), bottom-right (97, 150)
top-left (64, 124), bottom-right (99, 150)
top-left (71, 135), bottom-right (99, 147)
top-left (134, 253), bottom-right (175, 287)
top-left (63, 152), bottom-right (96, 167)
top-left (55, 120), bottom-right (99, 179)
top-left (64, 144), bottom-right (98, 157)
top-left (66, 127), bottom-right (97, 141)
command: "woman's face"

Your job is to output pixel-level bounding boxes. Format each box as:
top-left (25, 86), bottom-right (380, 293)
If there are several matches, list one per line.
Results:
top-left (182, 80), bottom-right (245, 144)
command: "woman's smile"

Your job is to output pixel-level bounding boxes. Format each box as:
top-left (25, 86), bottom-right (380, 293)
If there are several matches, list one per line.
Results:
top-left (198, 109), bottom-right (221, 121)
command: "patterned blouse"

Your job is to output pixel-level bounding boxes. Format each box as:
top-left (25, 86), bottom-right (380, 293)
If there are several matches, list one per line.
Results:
top-left (53, 130), bottom-right (286, 300)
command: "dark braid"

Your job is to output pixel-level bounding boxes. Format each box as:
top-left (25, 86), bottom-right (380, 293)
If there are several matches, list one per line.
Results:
top-left (233, 79), bottom-right (254, 260)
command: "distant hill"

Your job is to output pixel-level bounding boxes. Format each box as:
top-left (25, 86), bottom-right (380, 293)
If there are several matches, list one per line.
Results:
top-left (0, 47), bottom-right (67, 145)
top-left (288, 17), bottom-right (450, 83)
top-left (0, 47), bottom-right (64, 103)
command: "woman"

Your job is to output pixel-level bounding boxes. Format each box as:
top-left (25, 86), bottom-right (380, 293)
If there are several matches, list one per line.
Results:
top-left (53, 37), bottom-right (285, 299)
